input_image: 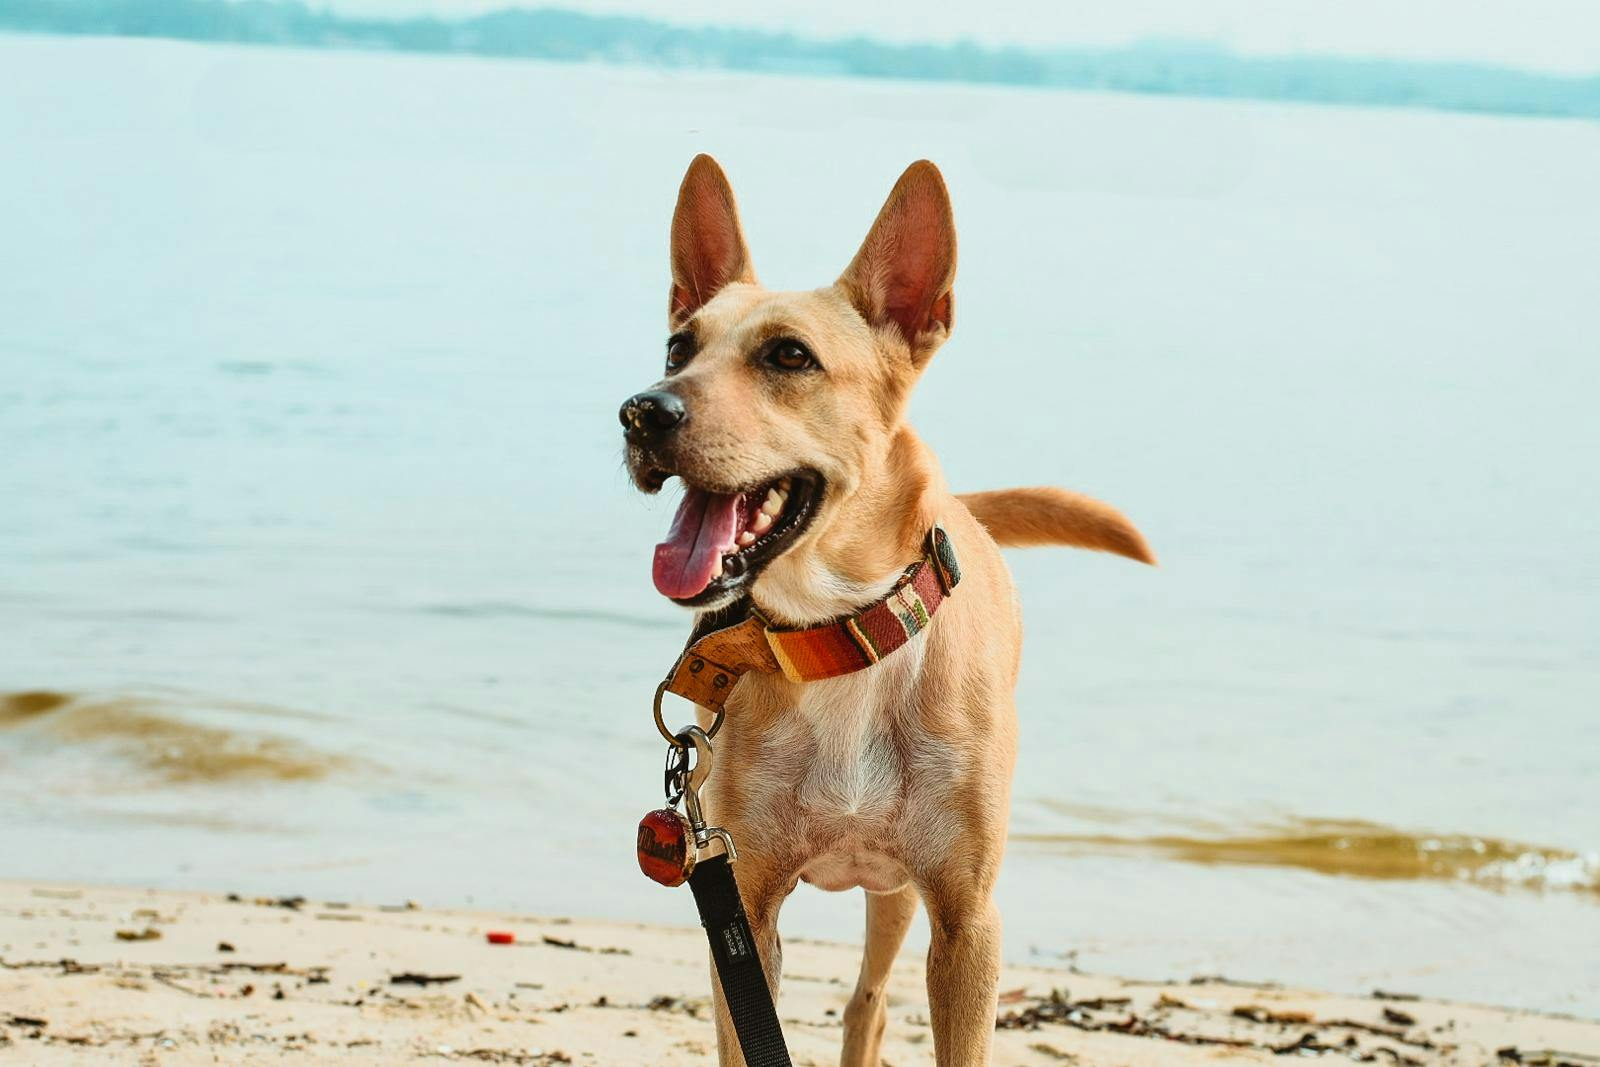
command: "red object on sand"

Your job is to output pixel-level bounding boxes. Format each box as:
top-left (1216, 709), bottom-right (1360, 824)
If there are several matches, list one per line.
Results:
top-left (486, 931), bottom-right (515, 945)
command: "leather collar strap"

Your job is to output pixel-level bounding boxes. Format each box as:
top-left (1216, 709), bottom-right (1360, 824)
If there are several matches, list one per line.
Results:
top-left (662, 525), bottom-right (961, 712)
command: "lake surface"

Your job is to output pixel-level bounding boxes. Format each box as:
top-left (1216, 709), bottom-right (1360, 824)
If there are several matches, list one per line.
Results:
top-left (2, 33), bottom-right (1597, 1016)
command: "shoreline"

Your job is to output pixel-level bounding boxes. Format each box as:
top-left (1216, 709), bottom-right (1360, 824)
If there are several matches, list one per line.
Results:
top-left (3, 881), bottom-right (1596, 1065)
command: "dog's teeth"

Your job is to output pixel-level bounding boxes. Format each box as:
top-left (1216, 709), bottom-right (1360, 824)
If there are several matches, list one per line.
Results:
top-left (711, 556), bottom-right (723, 579)
top-left (737, 531), bottom-right (756, 547)
top-left (761, 490), bottom-right (784, 516)
top-left (752, 511), bottom-right (773, 534)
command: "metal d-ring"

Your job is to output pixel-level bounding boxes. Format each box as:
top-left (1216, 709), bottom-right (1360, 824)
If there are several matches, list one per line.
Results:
top-left (652, 680), bottom-right (725, 747)
top-left (652, 681), bottom-right (680, 746)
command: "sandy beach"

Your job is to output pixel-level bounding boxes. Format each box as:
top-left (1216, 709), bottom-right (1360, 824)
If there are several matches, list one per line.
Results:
top-left (3, 882), bottom-right (1595, 1066)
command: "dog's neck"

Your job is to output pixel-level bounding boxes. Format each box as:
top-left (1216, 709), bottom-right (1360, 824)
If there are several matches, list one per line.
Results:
top-left (747, 426), bottom-right (942, 627)
top-left (750, 562), bottom-right (907, 628)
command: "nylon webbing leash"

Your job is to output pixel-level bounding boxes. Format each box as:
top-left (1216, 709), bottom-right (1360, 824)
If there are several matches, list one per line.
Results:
top-left (690, 855), bottom-right (791, 1067)
top-left (636, 726), bottom-right (793, 1067)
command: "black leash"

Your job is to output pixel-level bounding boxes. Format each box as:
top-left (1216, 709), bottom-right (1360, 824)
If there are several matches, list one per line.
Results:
top-left (637, 725), bottom-right (793, 1067)
top-left (689, 855), bottom-right (792, 1066)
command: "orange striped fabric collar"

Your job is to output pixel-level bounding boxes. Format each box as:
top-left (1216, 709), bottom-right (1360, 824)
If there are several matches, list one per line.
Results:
top-left (763, 525), bottom-right (961, 682)
top-left (661, 526), bottom-right (961, 713)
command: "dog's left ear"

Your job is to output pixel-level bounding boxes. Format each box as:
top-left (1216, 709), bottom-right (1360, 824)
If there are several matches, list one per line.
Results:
top-left (670, 154), bottom-right (758, 326)
top-left (838, 160), bottom-right (957, 365)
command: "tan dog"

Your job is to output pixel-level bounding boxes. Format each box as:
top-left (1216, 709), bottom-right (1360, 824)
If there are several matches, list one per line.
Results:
top-left (621, 155), bottom-right (1153, 1066)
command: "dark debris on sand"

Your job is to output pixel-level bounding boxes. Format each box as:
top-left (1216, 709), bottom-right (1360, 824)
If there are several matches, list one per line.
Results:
top-left (996, 987), bottom-right (1461, 1065)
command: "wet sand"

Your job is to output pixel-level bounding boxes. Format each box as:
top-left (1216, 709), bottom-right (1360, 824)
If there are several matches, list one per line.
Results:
top-left (3, 882), bottom-right (1596, 1066)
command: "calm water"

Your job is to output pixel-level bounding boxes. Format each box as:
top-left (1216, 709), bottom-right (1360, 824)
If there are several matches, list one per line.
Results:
top-left (3, 34), bottom-right (1598, 1015)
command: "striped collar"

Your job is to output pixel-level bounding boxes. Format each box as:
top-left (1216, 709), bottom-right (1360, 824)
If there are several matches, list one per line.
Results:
top-left (661, 526), bottom-right (960, 713)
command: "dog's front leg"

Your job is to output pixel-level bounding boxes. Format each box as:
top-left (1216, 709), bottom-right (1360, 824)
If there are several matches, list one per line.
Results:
top-left (840, 883), bottom-right (919, 1067)
top-left (922, 880), bottom-right (1002, 1066)
top-left (708, 860), bottom-right (790, 1067)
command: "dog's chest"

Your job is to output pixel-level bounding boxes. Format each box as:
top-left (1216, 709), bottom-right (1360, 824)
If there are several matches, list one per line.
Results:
top-left (774, 670), bottom-right (905, 823)
top-left (733, 639), bottom-right (957, 889)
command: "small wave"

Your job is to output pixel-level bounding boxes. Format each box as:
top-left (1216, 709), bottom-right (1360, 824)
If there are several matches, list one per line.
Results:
top-left (1474, 849), bottom-right (1600, 894)
top-left (1016, 816), bottom-right (1600, 897)
top-left (215, 360), bottom-right (275, 375)
top-left (416, 602), bottom-right (679, 630)
top-left (1, 689), bottom-right (343, 784)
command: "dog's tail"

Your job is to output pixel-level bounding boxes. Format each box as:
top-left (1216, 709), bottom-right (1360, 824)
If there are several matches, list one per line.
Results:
top-left (957, 487), bottom-right (1156, 565)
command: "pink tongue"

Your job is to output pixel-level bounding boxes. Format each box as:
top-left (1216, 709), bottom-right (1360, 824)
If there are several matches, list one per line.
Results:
top-left (653, 488), bottom-right (741, 599)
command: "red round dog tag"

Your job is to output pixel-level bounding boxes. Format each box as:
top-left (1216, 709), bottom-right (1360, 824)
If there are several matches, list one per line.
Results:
top-left (637, 808), bottom-right (696, 886)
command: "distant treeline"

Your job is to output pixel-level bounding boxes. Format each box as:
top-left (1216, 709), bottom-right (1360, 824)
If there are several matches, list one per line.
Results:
top-left (5, 0), bottom-right (1599, 120)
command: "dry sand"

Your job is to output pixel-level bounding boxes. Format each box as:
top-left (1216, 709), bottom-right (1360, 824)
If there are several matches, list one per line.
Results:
top-left (2, 881), bottom-right (1595, 1066)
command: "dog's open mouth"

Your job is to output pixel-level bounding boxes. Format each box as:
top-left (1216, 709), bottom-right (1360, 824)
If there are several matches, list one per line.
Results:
top-left (652, 471), bottom-right (823, 605)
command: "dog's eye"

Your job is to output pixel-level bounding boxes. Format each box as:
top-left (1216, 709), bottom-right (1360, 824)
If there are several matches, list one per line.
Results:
top-left (665, 333), bottom-right (696, 370)
top-left (767, 340), bottom-right (817, 372)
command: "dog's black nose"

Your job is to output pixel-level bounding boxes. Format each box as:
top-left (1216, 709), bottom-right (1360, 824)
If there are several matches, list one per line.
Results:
top-left (619, 390), bottom-right (686, 445)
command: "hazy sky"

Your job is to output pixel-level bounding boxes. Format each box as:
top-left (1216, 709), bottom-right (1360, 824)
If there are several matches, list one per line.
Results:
top-left (322, 0), bottom-right (1600, 75)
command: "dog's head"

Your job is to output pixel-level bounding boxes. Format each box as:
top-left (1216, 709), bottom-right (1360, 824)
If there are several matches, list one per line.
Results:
top-left (621, 155), bottom-right (956, 620)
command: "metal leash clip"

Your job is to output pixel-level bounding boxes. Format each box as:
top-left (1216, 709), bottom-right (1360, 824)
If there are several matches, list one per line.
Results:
top-left (637, 725), bottom-right (736, 887)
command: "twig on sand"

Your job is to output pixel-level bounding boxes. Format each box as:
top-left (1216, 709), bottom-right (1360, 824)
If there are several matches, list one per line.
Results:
top-left (391, 972), bottom-right (462, 987)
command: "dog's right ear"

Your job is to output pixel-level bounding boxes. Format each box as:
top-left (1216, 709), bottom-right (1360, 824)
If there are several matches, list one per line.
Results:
top-left (669, 154), bottom-right (757, 326)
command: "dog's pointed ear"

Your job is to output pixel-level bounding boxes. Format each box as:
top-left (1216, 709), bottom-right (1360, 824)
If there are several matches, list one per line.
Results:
top-left (669, 154), bottom-right (757, 325)
top-left (838, 160), bottom-right (956, 364)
